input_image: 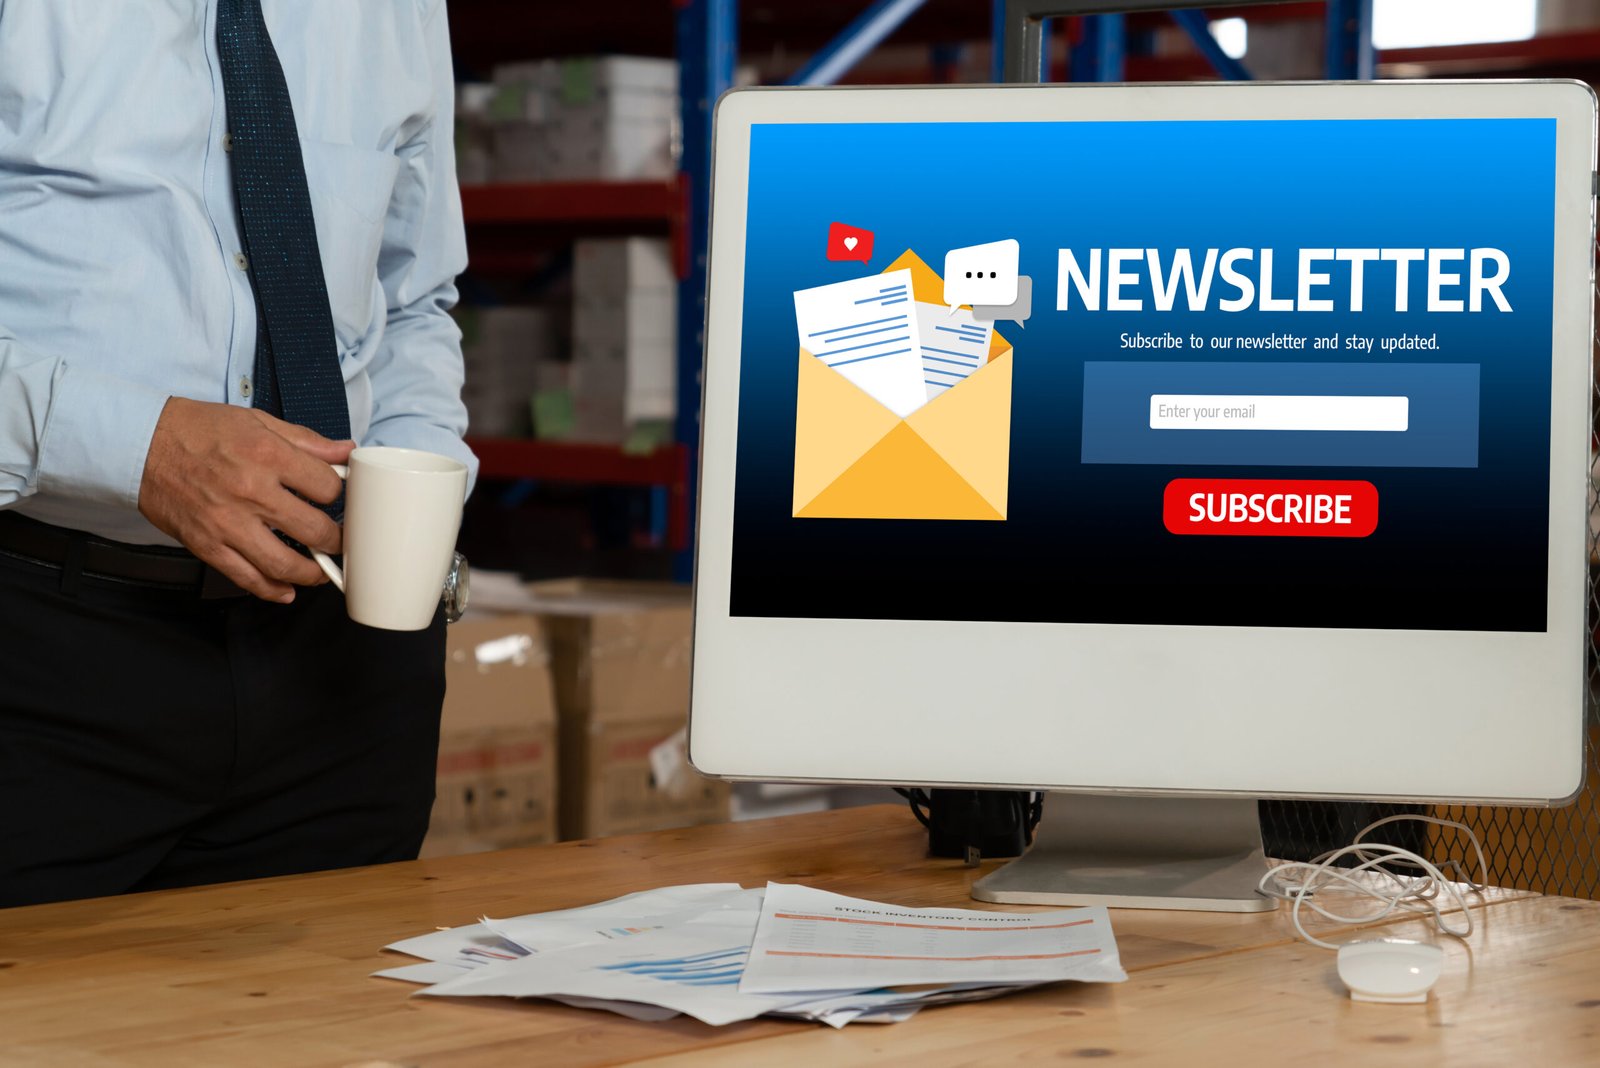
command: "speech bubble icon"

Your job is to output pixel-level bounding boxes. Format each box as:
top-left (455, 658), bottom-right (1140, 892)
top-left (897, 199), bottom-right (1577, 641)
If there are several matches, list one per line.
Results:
top-left (826, 222), bottom-right (875, 264)
top-left (943, 239), bottom-right (1020, 313)
top-left (971, 274), bottom-right (1033, 329)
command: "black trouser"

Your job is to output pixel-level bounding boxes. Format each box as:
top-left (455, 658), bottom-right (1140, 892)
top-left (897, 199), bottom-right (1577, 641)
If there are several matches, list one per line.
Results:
top-left (0, 545), bottom-right (444, 908)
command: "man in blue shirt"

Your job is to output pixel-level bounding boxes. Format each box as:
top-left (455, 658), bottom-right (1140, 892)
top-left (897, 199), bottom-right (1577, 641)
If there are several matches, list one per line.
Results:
top-left (0, 2), bottom-right (477, 906)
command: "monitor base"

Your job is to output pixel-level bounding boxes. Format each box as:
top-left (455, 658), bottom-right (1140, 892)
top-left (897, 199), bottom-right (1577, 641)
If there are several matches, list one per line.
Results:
top-left (971, 793), bottom-right (1276, 912)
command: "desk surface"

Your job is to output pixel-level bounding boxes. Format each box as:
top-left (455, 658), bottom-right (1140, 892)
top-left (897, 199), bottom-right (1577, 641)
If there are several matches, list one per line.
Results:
top-left (2, 805), bottom-right (1597, 1066)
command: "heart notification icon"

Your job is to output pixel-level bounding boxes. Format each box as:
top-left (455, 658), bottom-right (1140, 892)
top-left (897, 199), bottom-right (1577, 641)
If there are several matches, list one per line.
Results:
top-left (827, 222), bottom-right (874, 264)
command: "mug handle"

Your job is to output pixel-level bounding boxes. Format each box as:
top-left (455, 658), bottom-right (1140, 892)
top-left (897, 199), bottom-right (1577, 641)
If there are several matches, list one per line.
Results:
top-left (309, 464), bottom-right (350, 592)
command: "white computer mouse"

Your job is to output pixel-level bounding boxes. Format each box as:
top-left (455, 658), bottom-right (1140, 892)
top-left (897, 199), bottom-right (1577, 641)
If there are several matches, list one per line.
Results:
top-left (1336, 938), bottom-right (1445, 1003)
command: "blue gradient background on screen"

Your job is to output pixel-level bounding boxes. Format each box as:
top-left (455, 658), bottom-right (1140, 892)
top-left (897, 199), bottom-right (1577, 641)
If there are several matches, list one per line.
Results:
top-left (729, 119), bottom-right (1555, 630)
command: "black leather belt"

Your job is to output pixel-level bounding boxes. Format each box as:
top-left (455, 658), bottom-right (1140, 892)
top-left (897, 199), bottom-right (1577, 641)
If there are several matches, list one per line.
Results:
top-left (0, 510), bottom-right (244, 597)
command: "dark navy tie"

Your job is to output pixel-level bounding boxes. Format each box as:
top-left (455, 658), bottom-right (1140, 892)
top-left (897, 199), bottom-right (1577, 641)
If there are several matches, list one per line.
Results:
top-left (216, 0), bottom-right (351, 443)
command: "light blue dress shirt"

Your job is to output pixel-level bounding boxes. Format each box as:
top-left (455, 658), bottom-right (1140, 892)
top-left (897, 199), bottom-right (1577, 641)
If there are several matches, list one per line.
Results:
top-left (0, 0), bottom-right (477, 545)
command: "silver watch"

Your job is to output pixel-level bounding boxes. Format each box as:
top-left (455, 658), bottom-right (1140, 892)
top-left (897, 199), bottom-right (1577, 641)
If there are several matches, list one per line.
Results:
top-left (442, 551), bottom-right (470, 624)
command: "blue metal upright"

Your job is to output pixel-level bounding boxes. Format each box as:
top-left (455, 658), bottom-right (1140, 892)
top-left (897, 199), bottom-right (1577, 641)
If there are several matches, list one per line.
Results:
top-left (786, 0), bottom-right (929, 86)
top-left (1068, 15), bottom-right (1125, 81)
top-left (1000, 1), bottom-right (1366, 84)
top-left (674, 0), bottom-right (737, 582)
top-left (1325, 0), bottom-right (1375, 79)
top-left (1169, 9), bottom-right (1252, 80)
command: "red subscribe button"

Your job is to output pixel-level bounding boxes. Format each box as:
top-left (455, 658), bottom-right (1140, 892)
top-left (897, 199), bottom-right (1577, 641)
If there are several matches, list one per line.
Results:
top-left (1163, 479), bottom-right (1378, 538)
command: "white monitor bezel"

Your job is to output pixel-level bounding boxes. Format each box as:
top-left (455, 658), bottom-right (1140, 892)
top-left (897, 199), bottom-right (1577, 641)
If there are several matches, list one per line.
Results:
top-left (688, 81), bottom-right (1597, 805)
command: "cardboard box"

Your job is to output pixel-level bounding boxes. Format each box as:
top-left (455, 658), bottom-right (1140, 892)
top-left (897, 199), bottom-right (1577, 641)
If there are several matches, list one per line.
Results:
top-left (495, 55), bottom-right (677, 99)
top-left (489, 57), bottom-right (678, 182)
top-left (569, 342), bottom-right (675, 442)
top-left (420, 614), bottom-right (559, 857)
top-left (569, 239), bottom-right (677, 442)
top-left (457, 306), bottom-right (568, 438)
top-left (454, 83), bottom-right (497, 186)
top-left (573, 236), bottom-right (676, 293)
top-left (528, 579), bottom-right (730, 839)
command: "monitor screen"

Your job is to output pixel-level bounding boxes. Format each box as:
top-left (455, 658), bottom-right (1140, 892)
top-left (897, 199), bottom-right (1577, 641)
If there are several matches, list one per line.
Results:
top-left (690, 83), bottom-right (1593, 803)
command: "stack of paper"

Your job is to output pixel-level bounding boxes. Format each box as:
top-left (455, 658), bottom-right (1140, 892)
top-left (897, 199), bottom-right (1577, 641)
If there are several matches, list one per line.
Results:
top-left (377, 883), bottom-right (1125, 1028)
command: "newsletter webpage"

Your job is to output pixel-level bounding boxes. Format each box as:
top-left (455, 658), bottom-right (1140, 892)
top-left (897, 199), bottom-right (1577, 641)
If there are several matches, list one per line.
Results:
top-left (728, 118), bottom-right (1554, 632)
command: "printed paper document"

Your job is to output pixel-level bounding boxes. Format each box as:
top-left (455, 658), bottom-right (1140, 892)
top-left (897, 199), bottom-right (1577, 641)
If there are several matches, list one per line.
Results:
top-left (375, 882), bottom-right (1124, 1028)
top-left (739, 882), bottom-right (1126, 993)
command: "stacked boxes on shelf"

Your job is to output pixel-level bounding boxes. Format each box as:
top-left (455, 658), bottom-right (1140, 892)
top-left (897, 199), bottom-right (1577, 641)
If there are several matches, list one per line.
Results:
top-left (453, 243), bottom-right (676, 446)
top-left (571, 237), bottom-right (677, 445)
top-left (458, 573), bottom-right (730, 841)
top-left (457, 306), bottom-right (570, 439)
top-left (454, 83), bottom-right (497, 186)
top-left (528, 579), bottom-right (729, 839)
top-left (488, 56), bottom-right (678, 183)
top-left (421, 614), bottom-right (560, 857)
top-left (457, 55), bottom-right (683, 447)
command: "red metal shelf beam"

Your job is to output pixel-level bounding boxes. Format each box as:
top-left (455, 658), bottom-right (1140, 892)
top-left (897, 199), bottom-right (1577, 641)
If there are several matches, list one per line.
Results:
top-left (467, 438), bottom-right (685, 484)
top-left (460, 180), bottom-right (682, 225)
top-left (461, 179), bottom-right (690, 278)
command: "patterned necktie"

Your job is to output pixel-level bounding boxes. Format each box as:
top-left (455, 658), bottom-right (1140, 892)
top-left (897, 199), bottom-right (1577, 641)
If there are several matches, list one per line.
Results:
top-left (215, 0), bottom-right (351, 443)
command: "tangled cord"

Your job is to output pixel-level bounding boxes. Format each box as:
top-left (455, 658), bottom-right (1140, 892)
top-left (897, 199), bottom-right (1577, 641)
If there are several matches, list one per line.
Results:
top-left (1258, 814), bottom-right (1490, 950)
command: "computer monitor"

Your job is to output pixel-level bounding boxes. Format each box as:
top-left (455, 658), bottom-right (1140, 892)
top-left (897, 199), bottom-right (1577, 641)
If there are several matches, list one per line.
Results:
top-left (688, 81), bottom-right (1596, 910)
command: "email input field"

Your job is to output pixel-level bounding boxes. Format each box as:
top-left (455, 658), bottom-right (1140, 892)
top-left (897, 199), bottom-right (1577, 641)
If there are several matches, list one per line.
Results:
top-left (1149, 394), bottom-right (1410, 432)
top-left (1081, 361), bottom-right (1478, 468)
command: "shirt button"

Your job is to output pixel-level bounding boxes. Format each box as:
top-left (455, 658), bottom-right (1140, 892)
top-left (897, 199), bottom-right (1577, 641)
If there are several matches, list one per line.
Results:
top-left (239, 375), bottom-right (252, 398)
top-left (223, 132), bottom-right (233, 152)
top-left (233, 252), bottom-right (249, 271)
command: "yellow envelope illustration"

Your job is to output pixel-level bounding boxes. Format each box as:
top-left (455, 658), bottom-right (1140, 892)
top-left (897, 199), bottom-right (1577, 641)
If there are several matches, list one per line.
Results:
top-left (793, 250), bottom-right (1012, 520)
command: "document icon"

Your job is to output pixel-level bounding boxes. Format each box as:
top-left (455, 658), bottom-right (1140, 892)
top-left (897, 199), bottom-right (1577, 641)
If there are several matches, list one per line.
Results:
top-left (793, 269), bottom-right (925, 419)
top-left (792, 250), bottom-right (1012, 521)
top-left (916, 303), bottom-right (992, 404)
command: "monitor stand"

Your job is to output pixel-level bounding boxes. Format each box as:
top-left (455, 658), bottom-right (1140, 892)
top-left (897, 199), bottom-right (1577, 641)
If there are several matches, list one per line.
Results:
top-left (970, 793), bottom-right (1276, 912)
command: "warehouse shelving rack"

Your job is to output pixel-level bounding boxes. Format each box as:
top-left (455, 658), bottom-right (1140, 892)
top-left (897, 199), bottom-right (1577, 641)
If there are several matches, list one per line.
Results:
top-left (457, 175), bottom-right (693, 552)
top-left (446, 2), bottom-right (1348, 565)
top-left (455, 0), bottom-right (1600, 576)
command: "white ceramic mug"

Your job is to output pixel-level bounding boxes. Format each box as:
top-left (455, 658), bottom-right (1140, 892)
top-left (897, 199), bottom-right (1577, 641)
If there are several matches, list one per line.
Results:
top-left (310, 446), bottom-right (468, 631)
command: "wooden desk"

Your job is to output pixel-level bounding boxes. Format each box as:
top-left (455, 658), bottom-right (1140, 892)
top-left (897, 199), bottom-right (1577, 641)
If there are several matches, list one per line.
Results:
top-left (1, 805), bottom-right (1595, 1066)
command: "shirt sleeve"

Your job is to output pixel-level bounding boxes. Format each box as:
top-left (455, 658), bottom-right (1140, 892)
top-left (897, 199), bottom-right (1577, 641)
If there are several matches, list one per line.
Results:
top-left (362, 0), bottom-right (479, 496)
top-left (0, 329), bottom-right (169, 511)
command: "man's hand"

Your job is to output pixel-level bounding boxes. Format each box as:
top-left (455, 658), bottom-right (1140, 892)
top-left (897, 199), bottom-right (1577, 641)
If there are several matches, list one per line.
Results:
top-left (138, 397), bottom-right (354, 603)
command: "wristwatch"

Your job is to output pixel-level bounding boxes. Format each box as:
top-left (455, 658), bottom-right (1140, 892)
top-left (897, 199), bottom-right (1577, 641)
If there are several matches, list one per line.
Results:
top-left (442, 551), bottom-right (470, 624)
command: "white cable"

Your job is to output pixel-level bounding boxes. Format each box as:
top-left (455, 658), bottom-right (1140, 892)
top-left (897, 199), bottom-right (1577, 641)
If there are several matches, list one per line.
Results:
top-left (1257, 814), bottom-right (1489, 950)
